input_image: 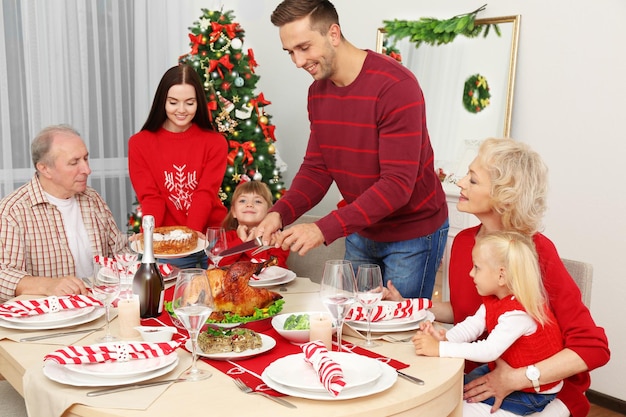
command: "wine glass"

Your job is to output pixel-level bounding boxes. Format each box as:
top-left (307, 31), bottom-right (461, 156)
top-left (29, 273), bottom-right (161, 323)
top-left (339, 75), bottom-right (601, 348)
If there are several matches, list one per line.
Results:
top-left (114, 231), bottom-right (139, 299)
top-left (320, 260), bottom-right (357, 352)
top-left (205, 227), bottom-right (227, 269)
top-left (92, 260), bottom-right (121, 342)
top-left (172, 268), bottom-right (214, 381)
top-left (356, 264), bottom-right (384, 347)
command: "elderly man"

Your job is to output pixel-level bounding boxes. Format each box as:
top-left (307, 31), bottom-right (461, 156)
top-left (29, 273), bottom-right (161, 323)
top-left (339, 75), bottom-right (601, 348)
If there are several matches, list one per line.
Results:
top-left (0, 124), bottom-right (125, 303)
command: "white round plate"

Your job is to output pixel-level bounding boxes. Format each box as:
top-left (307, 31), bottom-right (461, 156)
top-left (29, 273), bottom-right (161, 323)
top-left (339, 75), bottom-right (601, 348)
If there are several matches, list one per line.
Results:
top-left (132, 239), bottom-right (206, 260)
top-left (262, 359), bottom-right (396, 400)
top-left (189, 333), bottom-right (276, 361)
top-left (43, 356), bottom-right (179, 387)
top-left (265, 352), bottom-right (382, 393)
top-left (0, 307), bottom-right (105, 331)
top-left (346, 309), bottom-right (433, 333)
top-left (64, 350), bottom-right (178, 378)
top-left (251, 266), bottom-right (288, 282)
top-left (1, 306), bottom-right (95, 326)
top-left (249, 270), bottom-right (296, 287)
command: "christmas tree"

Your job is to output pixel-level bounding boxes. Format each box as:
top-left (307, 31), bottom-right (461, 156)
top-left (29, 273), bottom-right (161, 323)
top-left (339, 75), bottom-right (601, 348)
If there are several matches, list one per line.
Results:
top-left (178, 8), bottom-right (286, 208)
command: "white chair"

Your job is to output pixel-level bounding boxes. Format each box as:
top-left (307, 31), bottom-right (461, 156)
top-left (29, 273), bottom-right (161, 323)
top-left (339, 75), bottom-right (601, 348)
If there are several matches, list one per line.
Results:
top-left (561, 258), bottom-right (593, 308)
top-left (285, 215), bottom-right (346, 283)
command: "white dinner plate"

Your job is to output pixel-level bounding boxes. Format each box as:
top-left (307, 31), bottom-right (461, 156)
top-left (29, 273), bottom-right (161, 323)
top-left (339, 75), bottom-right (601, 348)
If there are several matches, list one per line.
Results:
top-left (346, 309), bottom-right (433, 333)
top-left (43, 356), bottom-right (179, 387)
top-left (251, 266), bottom-right (288, 282)
top-left (249, 270), bottom-right (296, 287)
top-left (262, 358), bottom-right (396, 400)
top-left (1, 306), bottom-right (95, 326)
top-left (64, 350), bottom-right (178, 378)
top-left (265, 352), bottom-right (382, 393)
top-left (188, 333), bottom-right (276, 361)
top-left (132, 239), bottom-right (206, 260)
top-left (0, 307), bottom-right (105, 331)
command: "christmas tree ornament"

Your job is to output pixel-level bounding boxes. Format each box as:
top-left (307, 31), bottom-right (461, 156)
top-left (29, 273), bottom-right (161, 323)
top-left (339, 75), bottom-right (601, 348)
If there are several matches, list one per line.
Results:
top-left (231, 37), bottom-right (243, 50)
top-left (268, 144), bottom-right (276, 155)
top-left (179, 8), bottom-right (286, 208)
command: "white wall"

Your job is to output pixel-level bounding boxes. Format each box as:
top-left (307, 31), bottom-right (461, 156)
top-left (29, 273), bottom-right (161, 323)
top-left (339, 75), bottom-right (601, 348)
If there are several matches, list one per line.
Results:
top-left (151, 0), bottom-right (626, 401)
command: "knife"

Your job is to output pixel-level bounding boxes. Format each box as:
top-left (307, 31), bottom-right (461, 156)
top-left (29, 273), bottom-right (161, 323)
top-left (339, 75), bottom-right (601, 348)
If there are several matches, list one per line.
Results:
top-left (86, 378), bottom-right (183, 396)
top-left (217, 236), bottom-right (264, 257)
top-left (20, 327), bottom-right (102, 342)
top-left (397, 370), bottom-right (425, 385)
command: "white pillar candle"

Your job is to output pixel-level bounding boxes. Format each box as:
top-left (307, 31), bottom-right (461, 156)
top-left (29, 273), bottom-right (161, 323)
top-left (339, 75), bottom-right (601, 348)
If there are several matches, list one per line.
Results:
top-left (309, 312), bottom-right (332, 350)
top-left (117, 295), bottom-right (141, 339)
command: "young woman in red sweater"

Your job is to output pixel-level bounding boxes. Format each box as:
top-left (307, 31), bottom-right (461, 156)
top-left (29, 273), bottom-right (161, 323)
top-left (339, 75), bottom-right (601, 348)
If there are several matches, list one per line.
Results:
top-left (128, 65), bottom-right (228, 269)
top-left (386, 138), bottom-right (609, 416)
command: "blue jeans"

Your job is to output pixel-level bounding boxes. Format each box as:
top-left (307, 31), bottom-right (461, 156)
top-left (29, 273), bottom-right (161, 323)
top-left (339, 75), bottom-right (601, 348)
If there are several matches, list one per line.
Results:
top-left (158, 251), bottom-right (208, 270)
top-left (465, 364), bottom-right (557, 415)
top-left (344, 218), bottom-right (448, 298)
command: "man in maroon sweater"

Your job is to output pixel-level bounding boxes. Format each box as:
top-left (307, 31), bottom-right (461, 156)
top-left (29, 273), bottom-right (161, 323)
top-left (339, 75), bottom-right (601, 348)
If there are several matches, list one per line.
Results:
top-left (259, 0), bottom-right (448, 298)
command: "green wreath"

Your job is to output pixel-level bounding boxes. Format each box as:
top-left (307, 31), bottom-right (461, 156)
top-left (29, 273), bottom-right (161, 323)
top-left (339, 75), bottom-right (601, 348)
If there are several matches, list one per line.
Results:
top-left (463, 74), bottom-right (491, 113)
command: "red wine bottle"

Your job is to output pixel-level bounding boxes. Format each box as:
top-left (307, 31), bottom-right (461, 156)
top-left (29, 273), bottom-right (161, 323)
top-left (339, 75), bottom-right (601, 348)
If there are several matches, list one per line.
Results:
top-left (132, 215), bottom-right (164, 318)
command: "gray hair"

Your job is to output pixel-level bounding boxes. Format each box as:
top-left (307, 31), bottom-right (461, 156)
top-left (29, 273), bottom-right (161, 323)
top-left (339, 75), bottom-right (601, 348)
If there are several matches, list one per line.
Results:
top-left (31, 124), bottom-right (81, 168)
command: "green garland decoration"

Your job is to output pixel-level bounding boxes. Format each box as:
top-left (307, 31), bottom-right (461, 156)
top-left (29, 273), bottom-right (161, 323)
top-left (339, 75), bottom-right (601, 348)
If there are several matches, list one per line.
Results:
top-left (463, 74), bottom-right (491, 113)
top-left (382, 4), bottom-right (500, 48)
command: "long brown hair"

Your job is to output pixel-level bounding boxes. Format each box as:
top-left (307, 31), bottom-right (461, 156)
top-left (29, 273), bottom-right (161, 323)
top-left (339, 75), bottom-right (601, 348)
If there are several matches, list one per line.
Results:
top-left (141, 64), bottom-right (213, 132)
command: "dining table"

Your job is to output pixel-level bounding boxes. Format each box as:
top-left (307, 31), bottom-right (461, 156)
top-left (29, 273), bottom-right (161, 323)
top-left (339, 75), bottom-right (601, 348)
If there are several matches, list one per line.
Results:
top-left (0, 276), bottom-right (464, 417)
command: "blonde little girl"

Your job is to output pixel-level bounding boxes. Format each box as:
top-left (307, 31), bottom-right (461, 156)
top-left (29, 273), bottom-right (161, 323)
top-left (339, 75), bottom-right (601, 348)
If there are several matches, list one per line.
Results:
top-left (413, 231), bottom-right (563, 415)
top-left (220, 181), bottom-right (289, 268)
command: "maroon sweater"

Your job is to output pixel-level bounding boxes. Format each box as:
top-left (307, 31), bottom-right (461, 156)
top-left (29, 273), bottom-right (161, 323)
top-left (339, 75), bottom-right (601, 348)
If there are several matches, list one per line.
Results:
top-left (271, 50), bottom-right (447, 244)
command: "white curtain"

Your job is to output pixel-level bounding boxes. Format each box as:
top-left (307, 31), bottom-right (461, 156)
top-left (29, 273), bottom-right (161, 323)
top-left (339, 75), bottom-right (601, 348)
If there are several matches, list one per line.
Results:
top-left (0, 0), bottom-right (239, 227)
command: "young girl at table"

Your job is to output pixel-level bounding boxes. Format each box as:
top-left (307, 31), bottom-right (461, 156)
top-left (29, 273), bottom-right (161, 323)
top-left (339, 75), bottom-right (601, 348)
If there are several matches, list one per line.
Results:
top-left (220, 181), bottom-right (289, 268)
top-left (412, 231), bottom-right (563, 415)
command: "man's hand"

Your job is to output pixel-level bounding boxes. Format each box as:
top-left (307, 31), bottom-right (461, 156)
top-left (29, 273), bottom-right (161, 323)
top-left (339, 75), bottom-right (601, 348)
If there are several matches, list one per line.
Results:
top-left (256, 212), bottom-right (283, 246)
top-left (279, 223), bottom-right (324, 255)
top-left (17, 275), bottom-right (90, 299)
top-left (463, 358), bottom-right (519, 412)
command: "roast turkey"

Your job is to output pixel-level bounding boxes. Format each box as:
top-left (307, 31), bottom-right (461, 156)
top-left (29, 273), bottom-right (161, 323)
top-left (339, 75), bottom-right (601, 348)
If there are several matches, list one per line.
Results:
top-left (185, 260), bottom-right (282, 320)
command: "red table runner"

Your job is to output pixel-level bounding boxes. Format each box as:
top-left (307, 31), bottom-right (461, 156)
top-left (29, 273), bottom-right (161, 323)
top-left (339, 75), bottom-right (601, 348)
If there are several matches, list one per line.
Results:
top-left (147, 286), bottom-right (409, 397)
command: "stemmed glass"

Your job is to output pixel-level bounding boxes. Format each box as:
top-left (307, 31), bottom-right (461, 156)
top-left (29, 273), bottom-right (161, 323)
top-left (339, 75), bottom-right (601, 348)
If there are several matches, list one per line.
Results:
top-left (172, 268), bottom-right (214, 381)
top-left (205, 227), bottom-right (227, 269)
top-left (320, 260), bottom-right (357, 352)
top-left (92, 260), bottom-right (121, 342)
top-left (114, 231), bottom-right (138, 299)
top-left (356, 264), bottom-right (384, 347)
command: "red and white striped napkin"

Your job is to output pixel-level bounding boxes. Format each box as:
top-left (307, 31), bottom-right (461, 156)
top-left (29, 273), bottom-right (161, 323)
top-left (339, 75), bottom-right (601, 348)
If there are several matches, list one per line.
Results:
top-left (43, 340), bottom-right (182, 365)
top-left (301, 341), bottom-right (346, 397)
top-left (93, 256), bottom-right (174, 276)
top-left (345, 298), bottom-right (432, 322)
top-left (0, 295), bottom-right (102, 319)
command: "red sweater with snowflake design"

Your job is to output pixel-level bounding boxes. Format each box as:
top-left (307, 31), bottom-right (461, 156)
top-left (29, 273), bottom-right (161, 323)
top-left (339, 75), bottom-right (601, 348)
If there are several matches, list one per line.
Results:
top-left (128, 124), bottom-right (228, 232)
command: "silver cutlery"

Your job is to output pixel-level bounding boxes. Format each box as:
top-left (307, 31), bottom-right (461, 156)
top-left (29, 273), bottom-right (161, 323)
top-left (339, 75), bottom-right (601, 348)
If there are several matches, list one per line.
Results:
top-left (20, 326), bottom-right (103, 342)
top-left (233, 378), bottom-right (297, 408)
top-left (86, 378), bottom-right (184, 397)
top-left (397, 370), bottom-right (424, 385)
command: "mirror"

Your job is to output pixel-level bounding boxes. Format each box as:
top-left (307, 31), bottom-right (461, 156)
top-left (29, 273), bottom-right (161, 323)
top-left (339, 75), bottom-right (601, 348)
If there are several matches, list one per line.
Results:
top-left (376, 15), bottom-right (520, 178)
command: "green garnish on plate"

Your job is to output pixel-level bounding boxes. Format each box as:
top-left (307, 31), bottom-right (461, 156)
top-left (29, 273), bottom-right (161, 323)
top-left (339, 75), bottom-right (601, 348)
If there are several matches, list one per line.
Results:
top-left (165, 299), bottom-right (284, 324)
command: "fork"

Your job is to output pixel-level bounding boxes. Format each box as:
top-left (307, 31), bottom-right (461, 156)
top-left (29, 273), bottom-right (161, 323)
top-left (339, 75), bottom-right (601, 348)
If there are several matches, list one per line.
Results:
top-left (233, 378), bottom-right (297, 408)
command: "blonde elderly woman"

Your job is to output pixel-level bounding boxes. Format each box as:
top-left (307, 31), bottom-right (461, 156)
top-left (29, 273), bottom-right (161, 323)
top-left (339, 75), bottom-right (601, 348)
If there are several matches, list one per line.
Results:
top-left (386, 138), bottom-right (609, 417)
